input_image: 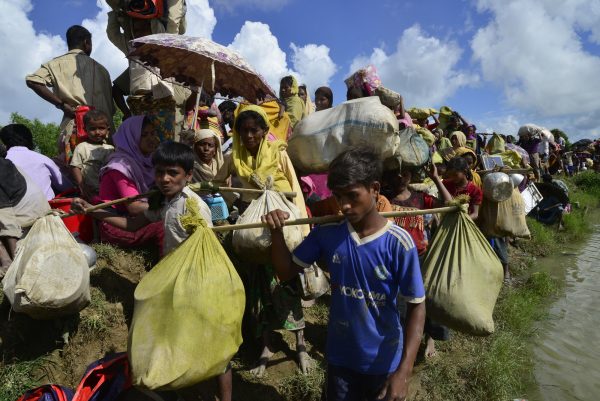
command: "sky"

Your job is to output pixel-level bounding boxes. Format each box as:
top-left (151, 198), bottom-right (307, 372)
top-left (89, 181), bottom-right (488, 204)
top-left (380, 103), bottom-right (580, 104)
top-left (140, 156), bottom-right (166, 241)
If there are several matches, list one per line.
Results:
top-left (1, 0), bottom-right (600, 140)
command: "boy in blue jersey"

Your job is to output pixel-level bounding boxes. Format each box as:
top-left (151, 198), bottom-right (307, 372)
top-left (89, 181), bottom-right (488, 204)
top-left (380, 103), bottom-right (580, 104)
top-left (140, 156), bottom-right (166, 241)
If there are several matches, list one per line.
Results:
top-left (263, 147), bottom-right (426, 401)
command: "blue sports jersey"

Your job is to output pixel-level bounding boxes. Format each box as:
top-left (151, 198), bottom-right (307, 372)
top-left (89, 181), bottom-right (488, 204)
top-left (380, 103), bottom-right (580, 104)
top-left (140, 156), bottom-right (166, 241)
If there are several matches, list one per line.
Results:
top-left (293, 220), bottom-right (425, 375)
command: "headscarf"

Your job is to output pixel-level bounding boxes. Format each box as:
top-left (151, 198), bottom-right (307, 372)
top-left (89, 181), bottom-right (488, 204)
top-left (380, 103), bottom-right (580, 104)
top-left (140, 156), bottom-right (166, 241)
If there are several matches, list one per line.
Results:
top-left (300, 84), bottom-right (315, 116)
top-left (450, 131), bottom-right (467, 148)
top-left (281, 75), bottom-right (299, 96)
top-left (101, 116), bottom-right (155, 193)
top-left (188, 128), bottom-right (224, 182)
top-left (232, 105), bottom-right (292, 192)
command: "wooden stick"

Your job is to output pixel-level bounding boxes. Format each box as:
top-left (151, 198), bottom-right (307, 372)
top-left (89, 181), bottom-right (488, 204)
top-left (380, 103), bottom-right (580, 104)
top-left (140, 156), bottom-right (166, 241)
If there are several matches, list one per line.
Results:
top-left (211, 205), bottom-right (463, 232)
top-left (478, 168), bottom-right (532, 175)
top-left (58, 185), bottom-right (298, 218)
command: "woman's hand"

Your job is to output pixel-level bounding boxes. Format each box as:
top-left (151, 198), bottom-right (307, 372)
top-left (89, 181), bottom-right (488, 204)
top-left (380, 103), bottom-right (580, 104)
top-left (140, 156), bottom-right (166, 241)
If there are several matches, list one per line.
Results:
top-left (262, 209), bottom-right (290, 230)
top-left (71, 198), bottom-right (92, 215)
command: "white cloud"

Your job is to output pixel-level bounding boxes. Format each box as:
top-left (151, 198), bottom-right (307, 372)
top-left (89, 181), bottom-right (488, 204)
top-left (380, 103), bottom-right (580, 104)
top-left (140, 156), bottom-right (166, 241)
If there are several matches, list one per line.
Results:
top-left (211, 0), bottom-right (290, 13)
top-left (471, 0), bottom-right (600, 138)
top-left (0, 0), bottom-right (217, 126)
top-left (290, 43), bottom-right (337, 92)
top-left (0, 0), bottom-right (67, 124)
top-left (228, 21), bottom-right (337, 97)
top-left (228, 21), bottom-right (292, 93)
top-left (349, 24), bottom-right (477, 107)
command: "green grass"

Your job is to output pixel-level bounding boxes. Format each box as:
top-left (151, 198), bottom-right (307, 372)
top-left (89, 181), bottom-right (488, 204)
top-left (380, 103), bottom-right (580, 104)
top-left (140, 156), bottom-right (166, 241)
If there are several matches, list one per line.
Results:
top-left (278, 361), bottom-right (326, 401)
top-left (0, 358), bottom-right (49, 401)
top-left (78, 287), bottom-right (111, 334)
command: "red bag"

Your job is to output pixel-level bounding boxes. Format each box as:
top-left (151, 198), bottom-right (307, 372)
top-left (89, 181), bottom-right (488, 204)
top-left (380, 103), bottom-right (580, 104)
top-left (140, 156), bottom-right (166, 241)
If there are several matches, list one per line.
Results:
top-left (72, 353), bottom-right (132, 401)
top-left (65, 105), bottom-right (94, 164)
top-left (124, 0), bottom-right (165, 19)
top-left (17, 385), bottom-right (73, 401)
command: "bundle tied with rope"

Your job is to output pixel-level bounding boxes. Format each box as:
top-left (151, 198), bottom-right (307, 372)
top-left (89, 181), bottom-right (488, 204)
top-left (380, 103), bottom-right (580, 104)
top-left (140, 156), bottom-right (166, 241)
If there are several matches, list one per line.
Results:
top-left (231, 176), bottom-right (304, 264)
top-left (422, 194), bottom-right (504, 336)
top-left (129, 197), bottom-right (245, 390)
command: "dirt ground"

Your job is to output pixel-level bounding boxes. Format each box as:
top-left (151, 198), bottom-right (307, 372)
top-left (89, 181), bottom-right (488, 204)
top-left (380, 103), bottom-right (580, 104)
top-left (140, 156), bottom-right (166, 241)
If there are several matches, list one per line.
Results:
top-left (0, 244), bottom-right (337, 401)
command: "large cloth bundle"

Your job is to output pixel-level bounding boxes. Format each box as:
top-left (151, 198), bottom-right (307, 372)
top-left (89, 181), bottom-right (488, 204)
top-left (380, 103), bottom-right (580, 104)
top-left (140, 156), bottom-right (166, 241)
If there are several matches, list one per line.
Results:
top-left (232, 188), bottom-right (304, 263)
top-left (518, 123), bottom-right (543, 137)
top-left (398, 127), bottom-right (431, 167)
top-left (288, 97), bottom-right (400, 173)
top-left (129, 200), bottom-right (245, 390)
top-left (479, 189), bottom-right (531, 238)
top-left (2, 215), bottom-right (90, 319)
top-left (422, 208), bottom-right (504, 335)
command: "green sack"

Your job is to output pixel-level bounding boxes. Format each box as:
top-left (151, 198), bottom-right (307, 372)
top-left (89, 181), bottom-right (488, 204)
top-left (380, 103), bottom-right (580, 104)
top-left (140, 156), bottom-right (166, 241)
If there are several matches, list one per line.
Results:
top-left (129, 199), bottom-right (245, 390)
top-left (416, 126), bottom-right (436, 147)
top-left (407, 107), bottom-right (438, 120)
top-left (422, 208), bottom-right (503, 336)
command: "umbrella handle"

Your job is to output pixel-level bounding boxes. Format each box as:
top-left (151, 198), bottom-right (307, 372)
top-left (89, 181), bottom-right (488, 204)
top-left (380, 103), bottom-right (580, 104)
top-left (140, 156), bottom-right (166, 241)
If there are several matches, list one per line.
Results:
top-left (190, 80), bottom-right (204, 131)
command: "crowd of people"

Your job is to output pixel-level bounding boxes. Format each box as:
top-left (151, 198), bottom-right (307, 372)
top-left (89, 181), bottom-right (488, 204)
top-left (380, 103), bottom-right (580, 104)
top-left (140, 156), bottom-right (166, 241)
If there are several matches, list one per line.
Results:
top-left (2, 3), bottom-right (600, 400)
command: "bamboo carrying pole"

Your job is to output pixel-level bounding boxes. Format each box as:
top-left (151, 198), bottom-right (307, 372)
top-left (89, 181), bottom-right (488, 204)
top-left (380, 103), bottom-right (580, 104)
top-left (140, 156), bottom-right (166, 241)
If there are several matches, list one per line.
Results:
top-left (59, 185), bottom-right (298, 218)
top-left (210, 205), bottom-right (464, 233)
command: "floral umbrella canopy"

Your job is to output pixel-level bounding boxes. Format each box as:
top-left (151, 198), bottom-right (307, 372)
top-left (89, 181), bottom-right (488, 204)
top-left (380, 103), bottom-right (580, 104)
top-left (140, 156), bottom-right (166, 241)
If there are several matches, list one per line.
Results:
top-left (128, 33), bottom-right (276, 102)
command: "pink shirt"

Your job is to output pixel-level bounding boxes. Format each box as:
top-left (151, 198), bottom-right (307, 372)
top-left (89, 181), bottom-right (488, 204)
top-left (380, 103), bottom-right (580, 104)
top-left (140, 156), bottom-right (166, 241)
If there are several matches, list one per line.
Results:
top-left (98, 170), bottom-right (141, 213)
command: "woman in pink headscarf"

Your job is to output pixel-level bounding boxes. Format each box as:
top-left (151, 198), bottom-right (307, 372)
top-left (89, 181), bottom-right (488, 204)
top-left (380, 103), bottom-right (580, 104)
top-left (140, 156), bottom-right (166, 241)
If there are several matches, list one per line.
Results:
top-left (96, 115), bottom-right (164, 250)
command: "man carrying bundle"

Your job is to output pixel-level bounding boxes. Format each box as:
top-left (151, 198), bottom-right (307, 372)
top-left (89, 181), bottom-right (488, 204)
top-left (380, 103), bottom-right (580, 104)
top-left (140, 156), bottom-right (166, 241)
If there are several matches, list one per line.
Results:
top-left (263, 147), bottom-right (426, 401)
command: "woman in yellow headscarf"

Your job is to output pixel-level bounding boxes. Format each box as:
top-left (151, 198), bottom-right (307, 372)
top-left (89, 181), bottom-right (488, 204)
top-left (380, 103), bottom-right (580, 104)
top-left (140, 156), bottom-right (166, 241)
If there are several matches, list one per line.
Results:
top-left (225, 105), bottom-right (311, 377)
top-left (279, 75), bottom-right (305, 128)
top-left (298, 84), bottom-right (315, 116)
top-left (440, 131), bottom-right (469, 161)
top-left (221, 105), bottom-right (308, 224)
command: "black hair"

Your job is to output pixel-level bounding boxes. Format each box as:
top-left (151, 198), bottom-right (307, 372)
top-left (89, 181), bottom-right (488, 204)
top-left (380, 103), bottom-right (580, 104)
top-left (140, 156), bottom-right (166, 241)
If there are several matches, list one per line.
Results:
top-left (280, 76), bottom-right (294, 88)
top-left (151, 142), bottom-right (195, 172)
top-left (0, 124), bottom-right (35, 150)
top-left (66, 25), bottom-right (91, 49)
top-left (328, 146), bottom-right (382, 190)
top-left (234, 110), bottom-right (269, 133)
top-left (298, 84), bottom-right (307, 92)
top-left (0, 143), bottom-right (6, 158)
top-left (83, 109), bottom-right (110, 129)
top-left (542, 173), bottom-right (553, 183)
top-left (346, 86), bottom-right (367, 101)
top-left (446, 156), bottom-right (473, 181)
top-left (218, 100), bottom-right (237, 113)
top-left (315, 86), bottom-right (333, 106)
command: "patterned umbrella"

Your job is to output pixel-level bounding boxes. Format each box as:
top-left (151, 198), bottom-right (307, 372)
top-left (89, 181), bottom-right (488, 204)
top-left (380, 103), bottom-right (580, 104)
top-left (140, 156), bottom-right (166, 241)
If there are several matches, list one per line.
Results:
top-left (128, 34), bottom-right (276, 102)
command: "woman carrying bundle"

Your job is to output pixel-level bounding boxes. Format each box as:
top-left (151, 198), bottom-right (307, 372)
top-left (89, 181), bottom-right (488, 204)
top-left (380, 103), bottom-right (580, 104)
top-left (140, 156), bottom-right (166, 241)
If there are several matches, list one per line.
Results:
top-left (279, 75), bottom-right (305, 129)
top-left (222, 105), bottom-right (310, 376)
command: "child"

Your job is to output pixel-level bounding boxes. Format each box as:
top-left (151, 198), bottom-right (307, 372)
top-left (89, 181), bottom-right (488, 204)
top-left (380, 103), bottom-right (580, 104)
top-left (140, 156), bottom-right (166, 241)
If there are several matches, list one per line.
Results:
top-left (263, 147), bottom-right (426, 400)
top-left (442, 156), bottom-right (483, 220)
top-left (72, 142), bottom-right (232, 401)
top-left (70, 110), bottom-right (114, 199)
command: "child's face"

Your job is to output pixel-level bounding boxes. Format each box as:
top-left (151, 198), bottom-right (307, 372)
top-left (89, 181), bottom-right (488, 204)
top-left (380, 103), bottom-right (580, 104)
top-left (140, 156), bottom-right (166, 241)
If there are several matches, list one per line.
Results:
top-left (194, 137), bottom-right (217, 164)
top-left (450, 136), bottom-right (460, 148)
top-left (85, 118), bottom-right (109, 144)
top-left (154, 164), bottom-right (192, 199)
top-left (315, 95), bottom-right (330, 111)
top-left (280, 82), bottom-right (293, 98)
top-left (298, 87), bottom-right (307, 103)
top-left (239, 118), bottom-right (266, 156)
top-left (446, 169), bottom-right (467, 185)
top-left (332, 183), bottom-right (379, 225)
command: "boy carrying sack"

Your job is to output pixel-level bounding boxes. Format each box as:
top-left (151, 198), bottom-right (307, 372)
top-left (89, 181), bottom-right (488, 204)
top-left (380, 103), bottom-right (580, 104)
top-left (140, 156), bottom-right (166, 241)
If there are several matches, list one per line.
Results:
top-left (263, 147), bottom-right (426, 401)
top-left (72, 142), bottom-right (243, 400)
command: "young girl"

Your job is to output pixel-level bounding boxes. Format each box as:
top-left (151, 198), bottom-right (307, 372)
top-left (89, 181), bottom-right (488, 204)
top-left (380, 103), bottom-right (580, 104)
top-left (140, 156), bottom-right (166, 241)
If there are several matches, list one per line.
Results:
top-left (279, 75), bottom-right (305, 128)
top-left (382, 159), bottom-right (452, 358)
top-left (442, 156), bottom-right (483, 220)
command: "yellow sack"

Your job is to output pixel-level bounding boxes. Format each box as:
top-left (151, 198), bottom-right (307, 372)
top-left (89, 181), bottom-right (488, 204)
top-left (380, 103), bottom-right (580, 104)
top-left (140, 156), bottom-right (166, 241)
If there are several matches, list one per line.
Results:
top-left (485, 133), bottom-right (505, 154)
top-left (423, 207), bottom-right (503, 336)
top-left (499, 150), bottom-right (522, 168)
top-left (407, 107), bottom-right (438, 120)
top-left (129, 200), bottom-right (245, 390)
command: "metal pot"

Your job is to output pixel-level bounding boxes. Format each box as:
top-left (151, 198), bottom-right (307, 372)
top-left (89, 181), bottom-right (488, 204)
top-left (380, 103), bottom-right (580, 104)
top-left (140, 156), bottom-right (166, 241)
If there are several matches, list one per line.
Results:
top-left (79, 243), bottom-right (97, 269)
top-left (510, 173), bottom-right (525, 187)
top-left (483, 172), bottom-right (514, 202)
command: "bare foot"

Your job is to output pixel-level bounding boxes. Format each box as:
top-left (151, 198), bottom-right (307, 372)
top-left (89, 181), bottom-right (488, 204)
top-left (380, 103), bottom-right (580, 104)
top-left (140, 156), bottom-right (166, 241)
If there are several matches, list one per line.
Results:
top-left (298, 349), bottom-right (313, 374)
top-left (250, 345), bottom-right (273, 378)
top-left (425, 336), bottom-right (437, 359)
top-left (295, 329), bottom-right (312, 374)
